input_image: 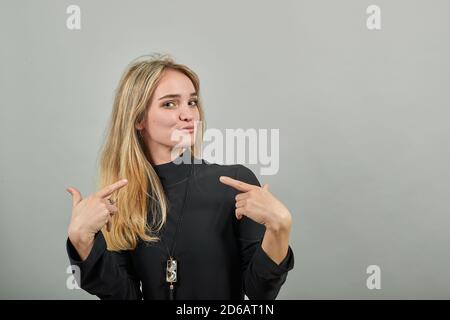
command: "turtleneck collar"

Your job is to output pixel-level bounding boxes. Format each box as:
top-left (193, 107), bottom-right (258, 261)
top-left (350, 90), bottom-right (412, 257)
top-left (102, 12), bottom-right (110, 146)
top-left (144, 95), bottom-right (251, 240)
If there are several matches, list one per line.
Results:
top-left (152, 149), bottom-right (199, 187)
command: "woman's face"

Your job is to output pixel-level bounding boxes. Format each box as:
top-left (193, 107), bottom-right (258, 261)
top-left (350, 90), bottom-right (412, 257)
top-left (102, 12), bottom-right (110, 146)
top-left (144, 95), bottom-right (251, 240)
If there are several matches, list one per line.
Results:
top-left (140, 68), bottom-right (200, 154)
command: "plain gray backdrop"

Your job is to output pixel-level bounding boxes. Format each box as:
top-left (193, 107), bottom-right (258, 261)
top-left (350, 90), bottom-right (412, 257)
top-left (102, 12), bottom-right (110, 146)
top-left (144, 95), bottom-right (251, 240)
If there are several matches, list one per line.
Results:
top-left (1, 0), bottom-right (449, 299)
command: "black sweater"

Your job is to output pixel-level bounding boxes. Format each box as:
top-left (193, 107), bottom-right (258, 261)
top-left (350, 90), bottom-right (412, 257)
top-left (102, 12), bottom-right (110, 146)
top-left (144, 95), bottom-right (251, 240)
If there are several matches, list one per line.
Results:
top-left (66, 156), bottom-right (294, 300)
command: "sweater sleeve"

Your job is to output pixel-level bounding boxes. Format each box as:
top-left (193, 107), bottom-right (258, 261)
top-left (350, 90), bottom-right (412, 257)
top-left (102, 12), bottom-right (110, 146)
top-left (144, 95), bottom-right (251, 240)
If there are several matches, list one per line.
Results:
top-left (232, 165), bottom-right (295, 300)
top-left (66, 231), bottom-right (142, 300)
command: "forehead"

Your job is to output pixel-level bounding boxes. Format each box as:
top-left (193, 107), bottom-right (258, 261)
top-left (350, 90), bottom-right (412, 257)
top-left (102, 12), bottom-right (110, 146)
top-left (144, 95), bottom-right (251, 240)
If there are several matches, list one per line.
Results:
top-left (153, 69), bottom-right (195, 97)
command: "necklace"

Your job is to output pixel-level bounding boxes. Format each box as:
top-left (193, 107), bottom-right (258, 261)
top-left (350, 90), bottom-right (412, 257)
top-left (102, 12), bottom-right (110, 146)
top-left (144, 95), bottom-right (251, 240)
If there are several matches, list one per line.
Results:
top-left (159, 158), bottom-right (194, 300)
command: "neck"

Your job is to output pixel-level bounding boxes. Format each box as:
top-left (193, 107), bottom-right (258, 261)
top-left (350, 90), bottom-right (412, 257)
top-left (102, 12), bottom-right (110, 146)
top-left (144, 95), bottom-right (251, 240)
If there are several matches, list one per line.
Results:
top-left (148, 142), bottom-right (187, 166)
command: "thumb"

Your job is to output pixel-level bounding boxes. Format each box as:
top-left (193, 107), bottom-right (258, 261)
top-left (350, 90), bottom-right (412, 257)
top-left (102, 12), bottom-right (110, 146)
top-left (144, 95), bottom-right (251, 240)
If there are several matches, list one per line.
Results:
top-left (66, 187), bottom-right (82, 207)
top-left (262, 184), bottom-right (269, 190)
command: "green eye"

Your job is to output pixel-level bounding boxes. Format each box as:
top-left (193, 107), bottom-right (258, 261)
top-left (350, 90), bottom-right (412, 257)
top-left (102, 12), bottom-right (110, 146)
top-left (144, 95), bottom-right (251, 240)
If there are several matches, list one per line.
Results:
top-left (162, 100), bottom-right (197, 108)
top-left (163, 101), bottom-right (175, 108)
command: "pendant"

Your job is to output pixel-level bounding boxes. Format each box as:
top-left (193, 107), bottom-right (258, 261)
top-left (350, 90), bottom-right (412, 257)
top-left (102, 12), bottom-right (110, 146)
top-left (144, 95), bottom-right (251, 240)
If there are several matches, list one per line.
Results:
top-left (166, 258), bottom-right (178, 283)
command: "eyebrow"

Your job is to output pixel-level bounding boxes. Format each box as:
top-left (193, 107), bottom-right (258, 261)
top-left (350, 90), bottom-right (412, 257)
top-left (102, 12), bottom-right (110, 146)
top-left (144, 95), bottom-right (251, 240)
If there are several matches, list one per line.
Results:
top-left (158, 92), bottom-right (198, 100)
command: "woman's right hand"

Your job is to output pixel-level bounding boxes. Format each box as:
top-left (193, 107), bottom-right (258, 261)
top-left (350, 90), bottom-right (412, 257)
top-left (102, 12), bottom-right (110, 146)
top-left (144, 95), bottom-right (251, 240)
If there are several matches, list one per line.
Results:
top-left (66, 179), bottom-right (128, 260)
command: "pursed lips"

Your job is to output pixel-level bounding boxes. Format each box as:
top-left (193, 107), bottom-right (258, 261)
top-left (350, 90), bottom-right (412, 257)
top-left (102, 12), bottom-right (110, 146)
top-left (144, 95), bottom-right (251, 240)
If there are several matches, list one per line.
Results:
top-left (178, 125), bottom-right (194, 132)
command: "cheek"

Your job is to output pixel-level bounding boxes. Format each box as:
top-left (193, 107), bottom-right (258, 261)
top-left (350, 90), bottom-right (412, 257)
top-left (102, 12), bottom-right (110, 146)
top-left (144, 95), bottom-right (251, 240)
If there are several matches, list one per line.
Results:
top-left (146, 109), bottom-right (178, 138)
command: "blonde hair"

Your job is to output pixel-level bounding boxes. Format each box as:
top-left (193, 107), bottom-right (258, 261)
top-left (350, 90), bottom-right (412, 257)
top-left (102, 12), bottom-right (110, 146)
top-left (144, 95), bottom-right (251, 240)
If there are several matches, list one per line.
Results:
top-left (97, 53), bottom-right (205, 251)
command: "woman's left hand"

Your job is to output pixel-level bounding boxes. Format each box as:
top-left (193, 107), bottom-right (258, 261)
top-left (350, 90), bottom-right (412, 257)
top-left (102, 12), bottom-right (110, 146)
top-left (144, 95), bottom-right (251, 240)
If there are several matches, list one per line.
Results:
top-left (219, 176), bottom-right (292, 233)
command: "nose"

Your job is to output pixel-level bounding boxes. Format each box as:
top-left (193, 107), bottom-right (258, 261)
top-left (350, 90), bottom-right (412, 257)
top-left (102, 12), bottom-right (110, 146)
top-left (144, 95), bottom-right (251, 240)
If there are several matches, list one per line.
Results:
top-left (179, 104), bottom-right (195, 122)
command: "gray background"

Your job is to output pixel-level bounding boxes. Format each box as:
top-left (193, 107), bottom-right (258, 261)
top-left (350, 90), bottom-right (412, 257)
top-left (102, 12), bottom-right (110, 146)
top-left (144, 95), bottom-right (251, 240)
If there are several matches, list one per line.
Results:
top-left (1, 0), bottom-right (449, 299)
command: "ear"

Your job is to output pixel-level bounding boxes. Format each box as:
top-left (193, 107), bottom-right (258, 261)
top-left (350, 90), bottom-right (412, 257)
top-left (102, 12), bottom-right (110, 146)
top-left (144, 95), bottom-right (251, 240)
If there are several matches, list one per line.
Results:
top-left (135, 122), bottom-right (144, 130)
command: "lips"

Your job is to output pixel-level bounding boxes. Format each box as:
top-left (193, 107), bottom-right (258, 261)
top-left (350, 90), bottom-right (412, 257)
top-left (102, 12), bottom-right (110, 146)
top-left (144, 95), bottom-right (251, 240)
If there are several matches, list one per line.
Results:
top-left (179, 125), bottom-right (195, 132)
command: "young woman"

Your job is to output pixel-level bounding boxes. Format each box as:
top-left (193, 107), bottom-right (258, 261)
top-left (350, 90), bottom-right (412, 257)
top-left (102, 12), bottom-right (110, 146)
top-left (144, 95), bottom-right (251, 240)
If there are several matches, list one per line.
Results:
top-left (66, 54), bottom-right (294, 300)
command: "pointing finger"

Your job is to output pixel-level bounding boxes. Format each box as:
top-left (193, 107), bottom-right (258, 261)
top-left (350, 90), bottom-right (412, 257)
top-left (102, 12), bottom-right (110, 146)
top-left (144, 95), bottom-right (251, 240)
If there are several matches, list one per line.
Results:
top-left (95, 179), bottom-right (128, 199)
top-left (219, 176), bottom-right (259, 192)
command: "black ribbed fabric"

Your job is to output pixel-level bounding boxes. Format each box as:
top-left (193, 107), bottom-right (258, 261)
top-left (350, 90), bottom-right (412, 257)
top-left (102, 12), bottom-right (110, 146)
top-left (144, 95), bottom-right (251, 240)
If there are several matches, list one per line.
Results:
top-left (66, 153), bottom-right (294, 300)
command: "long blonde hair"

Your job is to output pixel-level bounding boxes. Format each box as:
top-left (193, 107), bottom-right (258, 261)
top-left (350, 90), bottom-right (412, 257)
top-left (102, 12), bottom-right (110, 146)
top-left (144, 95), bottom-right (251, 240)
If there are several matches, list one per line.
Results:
top-left (97, 53), bottom-right (205, 251)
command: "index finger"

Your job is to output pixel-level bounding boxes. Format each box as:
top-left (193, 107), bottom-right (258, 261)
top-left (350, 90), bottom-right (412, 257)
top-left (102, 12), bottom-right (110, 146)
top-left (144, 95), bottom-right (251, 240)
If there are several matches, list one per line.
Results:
top-left (219, 176), bottom-right (259, 192)
top-left (95, 179), bottom-right (128, 198)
